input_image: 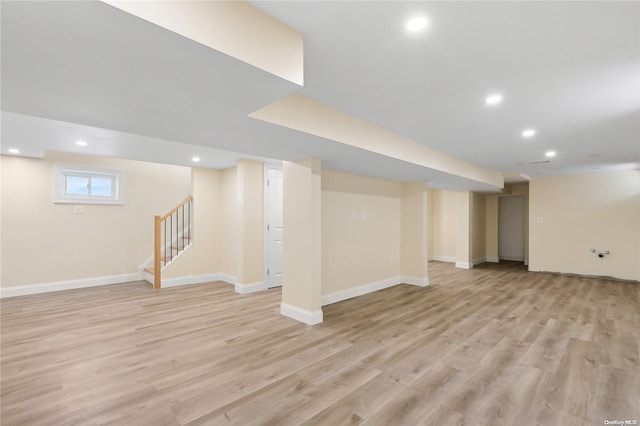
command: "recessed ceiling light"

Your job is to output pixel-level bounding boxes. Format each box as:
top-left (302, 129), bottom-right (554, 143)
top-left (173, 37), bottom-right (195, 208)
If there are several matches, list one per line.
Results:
top-left (75, 140), bottom-right (87, 146)
top-left (192, 157), bottom-right (201, 163)
top-left (485, 94), bottom-right (503, 105)
top-left (522, 129), bottom-right (536, 138)
top-left (545, 150), bottom-right (556, 158)
top-left (8, 148), bottom-right (20, 154)
top-left (406, 16), bottom-right (428, 32)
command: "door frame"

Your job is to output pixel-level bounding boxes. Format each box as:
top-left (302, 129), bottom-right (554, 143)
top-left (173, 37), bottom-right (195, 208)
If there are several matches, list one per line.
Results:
top-left (263, 163), bottom-right (283, 288)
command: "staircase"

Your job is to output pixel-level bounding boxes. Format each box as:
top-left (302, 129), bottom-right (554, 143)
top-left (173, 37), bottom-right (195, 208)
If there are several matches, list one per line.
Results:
top-left (144, 195), bottom-right (193, 288)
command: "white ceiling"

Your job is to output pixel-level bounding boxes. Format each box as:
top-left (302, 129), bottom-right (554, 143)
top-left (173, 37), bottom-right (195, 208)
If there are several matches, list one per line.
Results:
top-left (253, 1), bottom-right (640, 177)
top-left (2, 1), bottom-right (639, 190)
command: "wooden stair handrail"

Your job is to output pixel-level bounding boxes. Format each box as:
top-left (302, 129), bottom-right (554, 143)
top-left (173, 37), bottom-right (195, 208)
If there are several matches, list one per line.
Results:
top-left (154, 215), bottom-right (162, 289)
top-left (160, 195), bottom-right (193, 221)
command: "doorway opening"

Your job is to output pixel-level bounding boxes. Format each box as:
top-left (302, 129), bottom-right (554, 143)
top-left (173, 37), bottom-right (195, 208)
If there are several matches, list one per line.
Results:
top-left (498, 195), bottom-right (525, 263)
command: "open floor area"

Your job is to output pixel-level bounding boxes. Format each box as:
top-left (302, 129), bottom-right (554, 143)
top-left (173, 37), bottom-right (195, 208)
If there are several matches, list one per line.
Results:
top-left (1, 262), bottom-right (639, 425)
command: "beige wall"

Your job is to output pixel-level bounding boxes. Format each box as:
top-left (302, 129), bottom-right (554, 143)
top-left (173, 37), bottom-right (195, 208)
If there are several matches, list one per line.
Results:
top-left (401, 182), bottom-right (429, 282)
top-left (162, 167), bottom-right (223, 279)
top-left (484, 183), bottom-right (530, 264)
top-left (508, 183), bottom-right (530, 263)
top-left (282, 159), bottom-right (322, 313)
top-left (160, 161), bottom-right (266, 286)
top-left (456, 192), bottom-right (472, 267)
top-left (428, 188), bottom-right (458, 260)
top-left (529, 170), bottom-right (640, 281)
top-left (216, 163), bottom-right (265, 285)
top-left (485, 194), bottom-right (499, 261)
top-left (236, 160), bottom-right (264, 285)
top-left (471, 192), bottom-right (486, 262)
top-left (321, 170), bottom-right (403, 295)
top-left (221, 167), bottom-right (237, 278)
top-left (1, 153), bottom-right (191, 287)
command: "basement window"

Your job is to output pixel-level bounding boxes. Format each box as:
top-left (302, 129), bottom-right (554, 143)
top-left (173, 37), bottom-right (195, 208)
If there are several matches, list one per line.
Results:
top-left (54, 164), bottom-right (125, 205)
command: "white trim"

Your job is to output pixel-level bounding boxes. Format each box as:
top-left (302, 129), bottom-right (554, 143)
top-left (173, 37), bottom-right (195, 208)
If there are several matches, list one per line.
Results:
top-left (138, 226), bottom-right (193, 272)
top-left (402, 276), bottom-right (430, 287)
top-left (53, 163), bottom-right (125, 205)
top-left (428, 255), bottom-right (456, 263)
top-left (160, 272), bottom-right (235, 288)
top-left (524, 258), bottom-right (529, 266)
top-left (280, 302), bottom-right (323, 325)
top-left (486, 256), bottom-right (500, 263)
top-left (455, 261), bottom-right (472, 269)
top-left (235, 281), bottom-right (266, 294)
top-left (321, 275), bottom-right (429, 306)
top-left (160, 273), bottom-right (225, 288)
top-left (322, 276), bottom-right (402, 306)
top-left (160, 244), bottom-right (193, 270)
top-left (263, 164), bottom-right (270, 286)
top-left (499, 255), bottom-right (525, 262)
top-left (0, 273), bottom-right (141, 298)
top-left (219, 274), bottom-right (236, 285)
top-left (138, 254), bottom-right (155, 271)
top-left (472, 257), bottom-right (486, 266)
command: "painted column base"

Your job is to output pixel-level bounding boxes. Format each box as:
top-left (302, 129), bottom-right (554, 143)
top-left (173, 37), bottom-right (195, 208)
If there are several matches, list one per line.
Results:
top-left (280, 302), bottom-right (323, 325)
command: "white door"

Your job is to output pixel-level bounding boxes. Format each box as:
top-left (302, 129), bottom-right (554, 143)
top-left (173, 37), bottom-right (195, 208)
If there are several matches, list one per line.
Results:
top-left (499, 195), bottom-right (525, 262)
top-left (265, 168), bottom-right (283, 288)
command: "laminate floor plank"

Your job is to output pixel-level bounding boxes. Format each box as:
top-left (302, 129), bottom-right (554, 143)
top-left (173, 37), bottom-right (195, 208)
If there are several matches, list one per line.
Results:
top-left (2, 262), bottom-right (638, 425)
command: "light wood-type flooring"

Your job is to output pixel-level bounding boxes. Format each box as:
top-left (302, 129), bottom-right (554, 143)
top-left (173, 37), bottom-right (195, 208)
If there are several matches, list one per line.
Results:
top-left (2, 262), bottom-right (639, 425)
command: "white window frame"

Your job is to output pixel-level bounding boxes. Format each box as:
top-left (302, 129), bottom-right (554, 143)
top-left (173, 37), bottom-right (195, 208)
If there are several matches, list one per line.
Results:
top-left (54, 164), bottom-right (125, 205)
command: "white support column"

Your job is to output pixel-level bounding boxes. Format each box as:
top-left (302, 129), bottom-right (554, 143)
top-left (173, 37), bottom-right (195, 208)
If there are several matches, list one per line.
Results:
top-left (456, 191), bottom-right (473, 269)
top-left (401, 182), bottom-right (430, 286)
top-left (281, 158), bottom-right (323, 325)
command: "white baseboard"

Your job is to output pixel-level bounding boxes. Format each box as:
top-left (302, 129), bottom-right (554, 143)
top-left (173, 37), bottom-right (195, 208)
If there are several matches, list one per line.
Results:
top-left (472, 257), bottom-right (487, 266)
top-left (401, 276), bottom-right (430, 287)
top-left (219, 274), bottom-right (236, 285)
top-left (280, 303), bottom-right (323, 325)
top-left (455, 261), bottom-right (472, 269)
top-left (429, 256), bottom-right (456, 263)
top-left (235, 281), bottom-right (266, 294)
top-left (322, 276), bottom-right (401, 306)
top-left (1, 271), bottom-right (251, 297)
top-left (0, 273), bottom-right (142, 298)
top-left (486, 256), bottom-right (500, 263)
top-left (321, 275), bottom-right (429, 306)
top-left (163, 273), bottom-right (265, 294)
top-left (524, 258), bottom-right (529, 266)
top-left (499, 255), bottom-right (525, 262)
top-left (161, 273), bottom-right (224, 288)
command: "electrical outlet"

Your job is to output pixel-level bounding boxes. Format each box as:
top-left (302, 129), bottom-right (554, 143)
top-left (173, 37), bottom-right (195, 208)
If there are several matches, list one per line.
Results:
top-left (74, 205), bottom-right (85, 214)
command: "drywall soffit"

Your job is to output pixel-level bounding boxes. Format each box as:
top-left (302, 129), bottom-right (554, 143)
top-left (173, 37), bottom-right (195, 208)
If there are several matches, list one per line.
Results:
top-left (250, 93), bottom-right (504, 189)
